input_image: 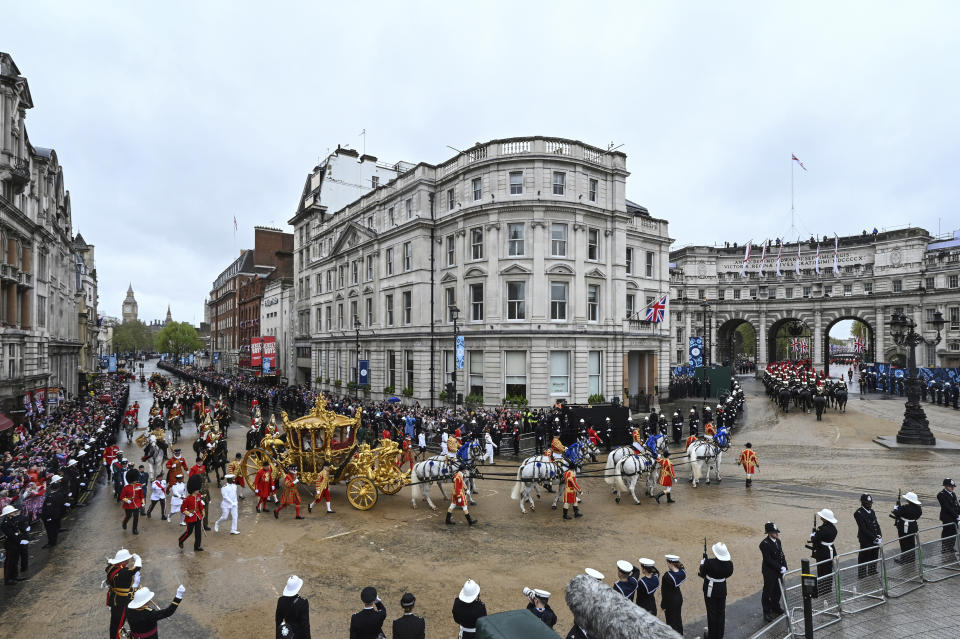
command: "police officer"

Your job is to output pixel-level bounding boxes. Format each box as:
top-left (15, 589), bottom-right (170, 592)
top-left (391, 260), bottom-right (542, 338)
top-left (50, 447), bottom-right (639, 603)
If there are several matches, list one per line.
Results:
top-left (892, 491), bottom-right (922, 563)
top-left (699, 542), bottom-right (733, 639)
top-left (810, 509), bottom-right (838, 595)
top-left (759, 522), bottom-right (787, 622)
top-left (937, 479), bottom-right (960, 554)
top-left (854, 494), bottom-right (882, 578)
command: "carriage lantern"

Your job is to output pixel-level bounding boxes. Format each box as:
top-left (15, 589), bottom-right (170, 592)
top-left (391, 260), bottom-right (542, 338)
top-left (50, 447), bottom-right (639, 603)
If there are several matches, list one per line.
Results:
top-left (889, 310), bottom-right (944, 445)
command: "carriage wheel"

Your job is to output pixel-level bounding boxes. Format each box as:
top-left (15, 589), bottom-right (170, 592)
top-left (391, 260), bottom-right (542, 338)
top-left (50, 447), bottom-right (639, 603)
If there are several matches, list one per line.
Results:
top-left (378, 476), bottom-right (405, 496)
top-left (241, 448), bottom-right (274, 492)
top-left (347, 476), bottom-right (378, 510)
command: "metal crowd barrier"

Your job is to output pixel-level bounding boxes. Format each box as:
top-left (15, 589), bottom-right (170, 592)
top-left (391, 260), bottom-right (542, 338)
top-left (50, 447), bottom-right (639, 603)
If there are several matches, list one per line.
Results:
top-left (750, 525), bottom-right (960, 638)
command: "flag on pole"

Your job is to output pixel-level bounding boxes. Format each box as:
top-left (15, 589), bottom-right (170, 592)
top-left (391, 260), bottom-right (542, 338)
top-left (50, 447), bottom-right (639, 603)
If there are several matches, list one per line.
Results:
top-left (645, 294), bottom-right (668, 323)
top-left (790, 338), bottom-right (799, 354)
top-left (814, 242), bottom-right (821, 276)
top-left (233, 216), bottom-right (238, 232)
top-left (759, 240), bottom-right (768, 276)
top-left (795, 239), bottom-right (801, 276)
top-left (740, 240), bottom-right (752, 278)
top-left (832, 234), bottom-right (839, 275)
top-left (792, 154), bottom-right (807, 171)
top-left (775, 242), bottom-right (783, 277)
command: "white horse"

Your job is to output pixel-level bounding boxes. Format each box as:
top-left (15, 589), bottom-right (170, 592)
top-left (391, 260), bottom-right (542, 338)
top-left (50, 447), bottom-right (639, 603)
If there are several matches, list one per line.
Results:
top-left (510, 454), bottom-right (565, 513)
top-left (604, 447), bottom-right (656, 504)
top-left (141, 438), bottom-right (165, 480)
top-left (410, 441), bottom-right (482, 510)
top-left (688, 439), bottom-right (723, 487)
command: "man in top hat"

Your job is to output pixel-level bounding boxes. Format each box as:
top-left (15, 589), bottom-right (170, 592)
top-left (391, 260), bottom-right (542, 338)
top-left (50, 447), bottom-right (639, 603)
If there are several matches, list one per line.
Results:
top-left (126, 583), bottom-right (185, 638)
top-left (165, 448), bottom-right (188, 487)
top-left (392, 592), bottom-right (425, 639)
top-left (2, 504), bottom-right (29, 585)
top-left (446, 464), bottom-right (476, 526)
top-left (759, 522), bottom-right (787, 621)
top-left (562, 466), bottom-right (582, 520)
top-left (891, 491), bottom-right (922, 562)
top-left (854, 494), bottom-right (882, 578)
top-left (120, 469), bottom-right (144, 534)
top-left (810, 508), bottom-right (838, 591)
top-left (178, 474), bottom-right (205, 552)
top-left (214, 474), bottom-right (240, 534)
top-left (309, 461), bottom-right (334, 514)
top-left (350, 586), bottom-right (387, 639)
top-left (41, 474), bottom-right (67, 548)
top-left (937, 478), bottom-right (959, 554)
top-left (254, 461), bottom-right (275, 513)
top-left (525, 588), bottom-right (557, 628)
top-left (699, 541), bottom-right (733, 639)
top-left (274, 467), bottom-right (304, 519)
top-left (104, 548), bottom-right (142, 638)
top-left (654, 451), bottom-right (677, 504)
top-left (737, 443), bottom-right (759, 488)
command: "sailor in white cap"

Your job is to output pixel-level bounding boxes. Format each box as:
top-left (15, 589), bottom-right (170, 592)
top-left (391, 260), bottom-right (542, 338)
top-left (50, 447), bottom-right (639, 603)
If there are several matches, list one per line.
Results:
top-left (524, 587), bottom-right (557, 628)
top-left (661, 554), bottom-right (686, 634)
top-left (214, 474), bottom-right (239, 534)
top-left (891, 491), bottom-right (923, 562)
top-left (635, 557), bottom-right (660, 616)
top-left (614, 560), bottom-right (639, 601)
top-left (699, 541), bottom-right (733, 639)
top-left (126, 583), bottom-right (185, 638)
top-left (584, 567), bottom-right (604, 582)
top-left (452, 579), bottom-right (486, 639)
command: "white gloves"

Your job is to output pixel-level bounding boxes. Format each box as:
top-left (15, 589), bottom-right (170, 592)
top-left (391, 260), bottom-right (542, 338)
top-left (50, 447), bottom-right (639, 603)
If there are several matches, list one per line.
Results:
top-left (810, 533), bottom-right (815, 539)
top-left (176, 584), bottom-right (185, 598)
top-left (68, 493), bottom-right (73, 497)
top-left (780, 566), bottom-right (787, 575)
top-left (25, 526), bottom-right (30, 532)
top-left (133, 553), bottom-right (142, 568)
top-left (293, 479), bottom-right (299, 485)
top-left (64, 503), bottom-right (70, 508)
top-left (20, 539), bottom-right (28, 545)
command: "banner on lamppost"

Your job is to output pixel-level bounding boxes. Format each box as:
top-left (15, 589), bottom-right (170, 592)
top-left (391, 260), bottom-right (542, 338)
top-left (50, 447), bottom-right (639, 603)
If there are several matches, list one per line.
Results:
top-left (188, 353), bottom-right (194, 365)
top-left (108, 355), bottom-right (117, 373)
top-left (358, 359), bottom-right (369, 386)
top-left (251, 337), bottom-right (263, 368)
top-left (262, 360), bottom-right (271, 374)
top-left (213, 352), bottom-right (220, 363)
top-left (455, 335), bottom-right (465, 370)
top-left (689, 336), bottom-right (704, 368)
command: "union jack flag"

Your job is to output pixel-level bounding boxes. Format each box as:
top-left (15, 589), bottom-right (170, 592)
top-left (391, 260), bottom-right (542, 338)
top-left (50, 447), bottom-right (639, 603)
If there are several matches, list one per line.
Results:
top-left (800, 339), bottom-right (810, 354)
top-left (790, 338), bottom-right (799, 353)
top-left (854, 338), bottom-right (865, 354)
top-left (645, 295), bottom-right (668, 323)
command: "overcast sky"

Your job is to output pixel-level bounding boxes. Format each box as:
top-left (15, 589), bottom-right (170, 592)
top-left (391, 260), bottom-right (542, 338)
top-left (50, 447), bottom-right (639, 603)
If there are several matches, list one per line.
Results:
top-left (5, 1), bottom-right (959, 324)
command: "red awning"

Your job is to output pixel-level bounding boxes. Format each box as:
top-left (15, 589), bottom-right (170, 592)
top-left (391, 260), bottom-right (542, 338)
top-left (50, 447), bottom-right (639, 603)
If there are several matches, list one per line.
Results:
top-left (0, 413), bottom-right (14, 431)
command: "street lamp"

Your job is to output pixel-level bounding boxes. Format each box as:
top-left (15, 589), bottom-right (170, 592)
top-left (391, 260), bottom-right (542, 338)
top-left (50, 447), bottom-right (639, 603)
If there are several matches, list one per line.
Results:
top-left (700, 301), bottom-right (712, 367)
top-left (449, 305), bottom-right (460, 405)
top-left (890, 310), bottom-right (945, 445)
top-left (354, 314), bottom-right (361, 388)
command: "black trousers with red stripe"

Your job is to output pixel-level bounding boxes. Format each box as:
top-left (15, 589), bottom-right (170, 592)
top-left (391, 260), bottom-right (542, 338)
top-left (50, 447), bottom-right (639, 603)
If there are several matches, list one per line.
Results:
top-left (109, 603), bottom-right (127, 639)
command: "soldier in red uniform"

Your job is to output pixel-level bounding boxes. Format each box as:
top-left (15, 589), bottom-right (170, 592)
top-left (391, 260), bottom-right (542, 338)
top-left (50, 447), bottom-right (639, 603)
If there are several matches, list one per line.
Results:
top-left (445, 466), bottom-right (476, 526)
top-left (165, 448), bottom-right (188, 487)
top-left (119, 470), bottom-right (144, 534)
top-left (737, 442), bottom-right (759, 487)
top-left (274, 468), bottom-right (304, 519)
top-left (178, 476), bottom-right (205, 552)
top-left (704, 421), bottom-right (717, 437)
top-left (188, 457), bottom-right (206, 478)
top-left (399, 436), bottom-right (415, 472)
top-left (103, 443), bottom-right (120, 481)
top-left (654, 451), bottom-right (677, 504)
top-left (309, 462), bottom-right (334, 514)
top-left (562, 468), bottom-right (583, 520)
top-left (254, 462), bottom-right (275, 513)
top-left (586, 426), bottom-right (601, 445)
top-left (685, 434), bottom-right (698, 451)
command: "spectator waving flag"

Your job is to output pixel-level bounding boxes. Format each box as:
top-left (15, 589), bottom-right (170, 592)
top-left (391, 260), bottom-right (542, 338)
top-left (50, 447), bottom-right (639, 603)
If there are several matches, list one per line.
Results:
top-left (645, 294), bottom-right (668, 323)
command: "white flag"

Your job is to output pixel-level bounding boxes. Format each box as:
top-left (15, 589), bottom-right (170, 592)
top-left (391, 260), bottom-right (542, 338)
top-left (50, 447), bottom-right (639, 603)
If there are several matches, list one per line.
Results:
top-left (815, 242), bottom-right (821, 276)
top-left (775, 242), bottom-right (783, 277)
top-left (795, 239), bottom-right (801, 276)
top-left (740, 240), bottom-right (752, 278)
top-left (832, 234), bottom-right (839, 275)
top-left (758, 240), bottom-right (768, 276)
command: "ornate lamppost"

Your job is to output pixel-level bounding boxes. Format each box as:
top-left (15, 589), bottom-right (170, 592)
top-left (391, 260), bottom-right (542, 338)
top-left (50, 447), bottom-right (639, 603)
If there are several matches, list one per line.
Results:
top-left (890, 310), bottom-right (945, 445)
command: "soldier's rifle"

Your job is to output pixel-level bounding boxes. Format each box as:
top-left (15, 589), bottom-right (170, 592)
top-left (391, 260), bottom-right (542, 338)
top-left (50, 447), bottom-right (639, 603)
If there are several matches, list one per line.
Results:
top-left (804, 514), bottom-right (816, 554)
top-left (889, 489), bottom-right (901, 521)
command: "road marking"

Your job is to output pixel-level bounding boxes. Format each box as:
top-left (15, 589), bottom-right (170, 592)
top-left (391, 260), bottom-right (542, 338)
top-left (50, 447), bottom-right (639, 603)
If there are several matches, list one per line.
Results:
top-left (834, 428), bottom-right (840, 442)
top-left (323, 529), bottom-right (359, 540)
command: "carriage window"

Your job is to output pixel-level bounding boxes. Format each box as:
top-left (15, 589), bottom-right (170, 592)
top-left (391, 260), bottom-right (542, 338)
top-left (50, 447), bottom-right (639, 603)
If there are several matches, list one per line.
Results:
top-left (288, 431), bottom-right (300, 450)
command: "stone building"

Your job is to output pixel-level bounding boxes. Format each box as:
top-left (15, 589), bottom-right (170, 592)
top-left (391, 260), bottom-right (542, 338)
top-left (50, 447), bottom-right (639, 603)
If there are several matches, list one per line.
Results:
top-left (73, 233), bottom-right (99, 374)
top-left (121, 283), bottom-right (138, 323)
top-left (289, 136), bottom-right (672, 408)
top-left (1, 52), bottom-right (91, 415)
top-left (261, 276), bottom-right (294, 381)
top-left (669, 227), bottom-right (960, 374)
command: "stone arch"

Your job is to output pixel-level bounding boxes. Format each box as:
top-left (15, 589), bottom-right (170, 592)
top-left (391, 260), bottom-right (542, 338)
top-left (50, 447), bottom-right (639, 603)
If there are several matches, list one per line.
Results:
top-left (716, 317), bottom-right (757, 368)
top-left (767, 316), bottom-right (812, 363)
top-left (822, 313), bottom-right (875, 376)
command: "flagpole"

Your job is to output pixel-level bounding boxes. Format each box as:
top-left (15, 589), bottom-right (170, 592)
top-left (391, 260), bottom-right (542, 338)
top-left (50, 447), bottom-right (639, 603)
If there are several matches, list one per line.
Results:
top-left (790, 155), bottom-right (796, 237)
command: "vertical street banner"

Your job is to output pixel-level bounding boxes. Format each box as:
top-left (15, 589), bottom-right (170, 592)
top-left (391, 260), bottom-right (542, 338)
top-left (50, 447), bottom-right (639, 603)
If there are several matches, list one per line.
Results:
top-left (358, 359), bottom-right (370, 386)
top-left (455, 335), bottom-right (465, 370)
top-left (262, 336), bottom-right (277, 371)
top-left (250, 337), bottom-right (263, 368)
top-left (188, 353), bottom-right (194, 365)
top-left (108, 355), bottom-right (117, 372)
top-left (213, 352), bottom-right (220, 364)
top-left (689, 336), bottom-right (704, 368)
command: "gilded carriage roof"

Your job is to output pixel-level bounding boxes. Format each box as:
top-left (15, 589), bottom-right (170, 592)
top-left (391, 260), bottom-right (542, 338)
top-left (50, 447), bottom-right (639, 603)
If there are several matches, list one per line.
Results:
top-left (280, 399), bottom-right (361, 434)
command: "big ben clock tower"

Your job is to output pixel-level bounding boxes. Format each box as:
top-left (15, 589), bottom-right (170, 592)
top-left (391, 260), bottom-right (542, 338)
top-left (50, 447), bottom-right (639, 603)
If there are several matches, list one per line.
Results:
top-left (122, 283), bottom-right (138, 323)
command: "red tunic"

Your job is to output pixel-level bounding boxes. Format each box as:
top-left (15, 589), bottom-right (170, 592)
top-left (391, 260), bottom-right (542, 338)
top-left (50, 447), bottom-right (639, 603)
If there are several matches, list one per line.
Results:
top-left (738, 449), bottom-right (759, 473)
top-left (165, 457), bottom-right (188, 486)
top-left (180, 494), bottom-right (204, 523)
top-left (704, 422), bottom-right (716, 436)
top-left (103, 445), bottom-right (119, 466)
top-left (685, 435), bottom-right (698, 451)
top-left (451, 472), bottom-right (467, 507)
top-left (188, 463), bottom-right (205, 478)
top-left (587, 428), bottom-right (600, 445)
top-left (563, 470), bottom-right (581, 505)
top-left (120, 484), bottom-right (143, 510)
top-left (254, 468), bottom-right (274, 499)
top-left (657, 458), bottom-right (676, 487)
top-left (280, 474), bottom-right (301, 505)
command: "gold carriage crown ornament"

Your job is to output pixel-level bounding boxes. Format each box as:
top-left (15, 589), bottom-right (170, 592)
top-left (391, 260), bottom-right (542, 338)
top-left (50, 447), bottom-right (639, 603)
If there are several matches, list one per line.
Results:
top-left (240, 398), bottom-right (409, 510)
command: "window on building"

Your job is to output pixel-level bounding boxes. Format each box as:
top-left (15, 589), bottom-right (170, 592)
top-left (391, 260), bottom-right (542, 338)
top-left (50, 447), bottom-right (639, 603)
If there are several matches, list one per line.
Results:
top-left (588, 351), bottom-right (602, 396)
top-left (507, 223), bottom-right (524, 256)
top-left (352, 260), bottom-right (359, 284)
top-left (446, 235), bottom-right (455, 266)
top-left (925, 277), bottom-right (935, 290)
top-left (403, 291), bottom-right (412, 324)
top-left (445, 287), bottom-right (456, 322)
top-left (366, 255), bottom-right (374, 281)
top-left (403, 242), bottom-right (412, 271)
top-left (385, 248), bottom-right (394, 276)
top-left (405, 198), bottom-right (412, 219)
top-left (843, 284), bottom-right (852, 295)
top-left (893, 279), bottom-right (902, 293)
top-left (551, 281), bottom-right (568, 320)
top-left (470, 283), bottom-right (484, 321)
top-left (405, 350), bottom-right (414, 390)
top-left (338, 266), bottom-right (345, 288)
top-left (864, 282), bottom-right (873, 294)
top-left (803, 286), bottom-right (812, 297)
top-left (365, 298), bottom-right (373, 327)
top-left (388, 207), bottom-right (395, 226)
top-left (587, 228), bottom-right (599, 261)
top-left (551, 223), bottom-right (567, 257)
top-left (447, 188), bottom-right (455, 211)
top-left (469, 350), bottom-right (483, 396)
top-left (326, 270), bottom-right (332, 292)
top-left (444, 350), bottom-right (455, 385)
top-left (387, 351), bottom-right (397, 389)
top-left (550, 351), bottom-right (570, 395)
top-left (824, 285), bottom-right (832, 296)
top-left (325, 306), bottom-right (331, 331)
top-left (950, 306), bottom-right (959, 328)
top-left (509, 171), bottom-right (523, 195)
top-left (894, 306), bottom-right (904, 315)
top-left (471, 228), bottom-right (484, 260)
top-left (552, 171), bottom-right (565, 195)
top-left (505, 351), bottom-right (527, 399)
top-left (698, 289), bottom-right (705, 300)
top-left (367, 215), bottom-right (374, 229)
top-left (587, 284), bottom-right (599, 321)
top-left (926, 343), bottom-right (936, 367)
top-left (626, 247), bottom-right (633, 274)
top-left (589, 178), bottom-right (598, 202)
top-left (507, 281), bottom-right (525, 320)
top-left (733, 288), bottom-right (741, 300)
top-left (626, 293), bottom-right (635, 318)
top-left (472, 177), bottom-right (482, 201)
top-left (718, 289), bottom-right (726, 301)
top-left (646, 252), bottom-right (654, 277)
top-left (385, 294), bottom-right (394, 325)
top-left (337, 304), bottom-right (344, 329)
top-left (371, 175), bottom-right (379, 188)
top-left (786, 287), bottom-right (794, 299)
top-left (950, 275), bottom-right (958, 288)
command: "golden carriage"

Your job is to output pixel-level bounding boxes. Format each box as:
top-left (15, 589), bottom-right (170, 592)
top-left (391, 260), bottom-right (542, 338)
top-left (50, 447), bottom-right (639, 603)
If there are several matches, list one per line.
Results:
top-left (240, 399), bottom-right (409, 510)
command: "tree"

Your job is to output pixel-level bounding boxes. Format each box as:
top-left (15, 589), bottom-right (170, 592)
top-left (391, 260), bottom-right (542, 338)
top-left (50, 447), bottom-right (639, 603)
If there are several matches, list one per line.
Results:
top-left (112, 320), bottom-right (154, 354)
top-left (154, 321), bottom-right (202, 358)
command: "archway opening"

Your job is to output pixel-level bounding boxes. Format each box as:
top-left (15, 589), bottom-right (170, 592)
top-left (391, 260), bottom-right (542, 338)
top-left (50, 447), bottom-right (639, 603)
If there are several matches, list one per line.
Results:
top-left (825, 317), bottom-right (874, 376)
top-left (717, 318), bottom-right (756, 373)
top-left (768, 318), bottom-right (811, 364)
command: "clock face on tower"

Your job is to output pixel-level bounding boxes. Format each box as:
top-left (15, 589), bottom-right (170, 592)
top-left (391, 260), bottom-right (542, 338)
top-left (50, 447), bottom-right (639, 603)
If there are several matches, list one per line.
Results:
top-left (124, 305), bottom-right (131, 313)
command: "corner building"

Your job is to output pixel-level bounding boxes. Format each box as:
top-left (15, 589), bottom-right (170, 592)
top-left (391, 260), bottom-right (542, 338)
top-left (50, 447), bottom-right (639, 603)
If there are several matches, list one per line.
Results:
top-left (290, 137), bottom-right (672, 408)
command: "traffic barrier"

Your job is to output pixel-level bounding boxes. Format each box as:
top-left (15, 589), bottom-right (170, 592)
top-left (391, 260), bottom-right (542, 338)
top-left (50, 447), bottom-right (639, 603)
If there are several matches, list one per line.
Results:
top-left (835, 546), bottom-right (884, 614)
top-left (918, 524), bottom-right (960, 583)
top-left (881, 535), bottom-right (923, 598)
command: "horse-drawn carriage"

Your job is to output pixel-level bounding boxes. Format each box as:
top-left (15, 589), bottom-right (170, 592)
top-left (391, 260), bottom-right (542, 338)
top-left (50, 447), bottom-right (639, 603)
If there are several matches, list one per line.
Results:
top-left (240, 399), bottom-right (409, 510)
